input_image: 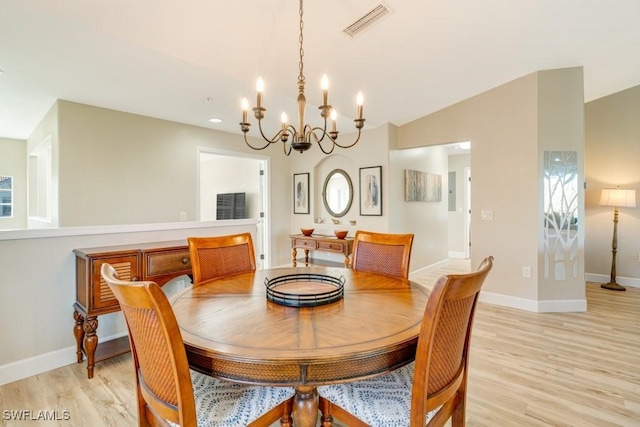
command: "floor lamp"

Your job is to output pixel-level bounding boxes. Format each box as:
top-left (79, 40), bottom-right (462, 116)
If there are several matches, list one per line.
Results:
top-left (599, 187), bottom-right (637, 291)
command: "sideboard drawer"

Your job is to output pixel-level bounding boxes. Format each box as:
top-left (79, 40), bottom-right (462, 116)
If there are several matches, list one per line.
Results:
top-left (145, 249), bottom-right (192, 278)
top-left (318, 241), bottom-right (347, 253)
top-left (293, 239), bottom-right (318, 249)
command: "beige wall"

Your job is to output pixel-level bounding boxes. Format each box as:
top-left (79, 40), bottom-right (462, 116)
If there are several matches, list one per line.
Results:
top-left (585, 85), bottom-right (640, 283)
top-left (398, 67), bottom-right (586, 310)
top-left (0, 137), bottom-right (27, 229)
top-left (51, 100), bottom-right (292, 266)
top-left (389, 144), bottom-right (449, 269)
top-left (26, 103), bottom-right (59, 228)
top-left (536, 68), bottom-right (585, 300)
top-left (0, 221), bottom-right (257, 385)
top-left (288, 123), bottom-right (393, 264)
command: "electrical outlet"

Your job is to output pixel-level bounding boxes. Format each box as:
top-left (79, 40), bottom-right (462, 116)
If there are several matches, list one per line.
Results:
top-left (522, 266), bottom-right (531, 278)
top-left (480, 210), bottom-right (493, 221)
top-left (179, 211), bottom-right (187, 221)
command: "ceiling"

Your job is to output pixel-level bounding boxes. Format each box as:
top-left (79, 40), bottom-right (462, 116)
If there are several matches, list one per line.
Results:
top-left (1, 0), bottom-right (639, 141)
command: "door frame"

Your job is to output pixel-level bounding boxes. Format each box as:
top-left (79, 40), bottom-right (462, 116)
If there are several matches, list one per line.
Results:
top-left (196, 147), bottom-right (271, 268)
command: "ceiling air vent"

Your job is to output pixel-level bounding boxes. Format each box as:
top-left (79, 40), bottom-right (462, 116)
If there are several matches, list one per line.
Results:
top-left (343, 2), bottom-right (392, 38)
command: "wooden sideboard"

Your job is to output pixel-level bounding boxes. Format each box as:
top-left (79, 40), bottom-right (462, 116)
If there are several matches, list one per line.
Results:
top-left (73, 240), bottom-right (192, 379)
top-left (290, 234), bottom-right (354, 267)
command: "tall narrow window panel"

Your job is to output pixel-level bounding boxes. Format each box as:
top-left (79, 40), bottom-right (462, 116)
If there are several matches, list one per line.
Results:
top-left (0, 176), bottom-right (13, 217)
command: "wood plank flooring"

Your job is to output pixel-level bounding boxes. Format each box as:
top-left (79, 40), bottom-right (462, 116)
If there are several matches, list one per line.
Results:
top-left (1, 260), bottom-right (638, 426)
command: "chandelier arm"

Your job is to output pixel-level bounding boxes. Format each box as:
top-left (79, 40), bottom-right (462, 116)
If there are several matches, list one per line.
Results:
top-left (283, 139), bottom-right (293, 156)
top-left (309, 117), bottom-right (329, 145)
top-left (309, 128), bottom-right (336, 155)
top-left (257, 120), bottom-right (286, 145)
top-left (242, 132), bottom-right (275, 151)
top-left (331, 127), bottom-right (363, 149)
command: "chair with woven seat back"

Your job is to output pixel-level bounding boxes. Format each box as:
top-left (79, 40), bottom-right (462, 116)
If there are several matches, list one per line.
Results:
top-left (351, 230), bottom-right (414, 279)
top-left (187, 233), bottom-right (256, 285)
top-left (318, 256), bottom-right (494, 427)
top-left (100, 263), bottom-right (294, 427)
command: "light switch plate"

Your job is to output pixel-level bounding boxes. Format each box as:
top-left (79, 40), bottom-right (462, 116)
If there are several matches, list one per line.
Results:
top-left (480, 210), bottom-right (493, 221)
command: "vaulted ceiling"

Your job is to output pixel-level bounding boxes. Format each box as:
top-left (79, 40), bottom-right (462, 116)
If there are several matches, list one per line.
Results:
top-left (1, 0), bottom-right (639, 141)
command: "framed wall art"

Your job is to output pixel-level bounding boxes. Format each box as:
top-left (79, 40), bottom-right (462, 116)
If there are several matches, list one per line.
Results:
top-left (293, 173), bottom-right (310, 214)
top-left (359, 166), bottom-right (382, 216)
top-left (404, 169), bottom-right (442, 202)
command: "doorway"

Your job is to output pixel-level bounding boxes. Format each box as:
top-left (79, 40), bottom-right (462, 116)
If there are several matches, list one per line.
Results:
top-left (197, 148), bottom-right (270, 269)
top-left (446, 142), bottom-right (471, 259)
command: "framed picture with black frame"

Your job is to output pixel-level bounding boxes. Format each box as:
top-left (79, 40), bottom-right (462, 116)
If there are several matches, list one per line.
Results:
top-left (293, 173), bottom-right (310, 214)
top-left (359, 166), bottom-right (382, 216)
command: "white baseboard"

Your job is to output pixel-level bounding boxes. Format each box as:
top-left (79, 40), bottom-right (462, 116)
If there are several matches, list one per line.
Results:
top-left (479, 291), bottom-right (587, 313)
top-left (0, 346), bottom-right (77, 386)
top-left (409, 258), bottom-right (452, 277)
top-left (447, 251), bottom-right (466, 259)
top-left (0, 332), bottom-right (128, 386)
top-left (585, 273), bottom-right (640, 288)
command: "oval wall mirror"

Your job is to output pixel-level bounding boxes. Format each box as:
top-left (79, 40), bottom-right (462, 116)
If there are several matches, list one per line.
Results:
top-left (322, 169), bottom-right (353, 218)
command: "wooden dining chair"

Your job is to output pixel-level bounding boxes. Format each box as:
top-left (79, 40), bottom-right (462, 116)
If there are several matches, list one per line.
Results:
top-left (351, 230), bottom-right (415, 279)
top-left (318, 256), bottom-right (494, 427)
top-left (100, 263), bottom-right (294, 427)
top-left (187, 233), bottom-right (256, 285)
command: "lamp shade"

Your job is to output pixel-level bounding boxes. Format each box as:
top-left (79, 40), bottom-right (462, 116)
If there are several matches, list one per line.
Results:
top-left (599, 188), bottom-right (637, 208)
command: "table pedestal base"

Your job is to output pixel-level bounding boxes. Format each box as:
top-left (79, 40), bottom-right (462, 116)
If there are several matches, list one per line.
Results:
top-left (293, 386), bottom-right (319, 427)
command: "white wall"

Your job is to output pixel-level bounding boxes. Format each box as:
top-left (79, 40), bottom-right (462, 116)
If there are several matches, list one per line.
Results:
top-left (0, 221), bottom-right (257, 386)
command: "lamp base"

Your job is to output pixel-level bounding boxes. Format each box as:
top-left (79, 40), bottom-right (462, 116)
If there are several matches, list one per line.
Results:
top-left (601, 281), bottom-right (626, 291)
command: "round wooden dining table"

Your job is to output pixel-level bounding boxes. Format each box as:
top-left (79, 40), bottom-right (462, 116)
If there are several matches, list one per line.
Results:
top-left (171, 266), bottom-right (430, 427)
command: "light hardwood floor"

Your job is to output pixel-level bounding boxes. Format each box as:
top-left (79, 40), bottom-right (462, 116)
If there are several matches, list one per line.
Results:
top-left (1, 260), bottom-right (639, 426)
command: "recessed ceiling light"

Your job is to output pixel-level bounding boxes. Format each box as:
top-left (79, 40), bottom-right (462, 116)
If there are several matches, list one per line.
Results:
top-left (208, 118), bottom-right (222, 124)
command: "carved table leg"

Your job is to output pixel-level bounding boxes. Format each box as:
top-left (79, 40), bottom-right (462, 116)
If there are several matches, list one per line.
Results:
top-left (83, 316), bottom-right (99, 379)
top-left (292, 248), bottom-right (297, 267)
top-left (304, 249), bottom-right (310, 266)
top-left (292, 386), bottom-right (319, 427)
top-left (73, 310), bottom-right (85, 363)
top-left (343, 254), bottom-right (349, 268)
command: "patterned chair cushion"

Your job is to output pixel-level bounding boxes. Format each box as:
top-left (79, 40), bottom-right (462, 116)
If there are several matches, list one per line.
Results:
top-left (169, 370), bottom-right (295, 427)
top-left (318, 362), bottom-right (440, 427)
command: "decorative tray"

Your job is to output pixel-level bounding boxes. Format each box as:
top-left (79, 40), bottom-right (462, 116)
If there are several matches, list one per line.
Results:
top-left (264, 273), bottom-right (345, 307)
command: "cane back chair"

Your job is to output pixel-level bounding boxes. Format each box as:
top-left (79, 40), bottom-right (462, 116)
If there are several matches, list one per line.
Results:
top-left (187, 233), bottom-right (256, 285)
top-left (351, 230), bottom-right (414, 279)
top-left (318, 256), bottom-right (494, 427)
top-left (101, 263), bottom-right (294, 427)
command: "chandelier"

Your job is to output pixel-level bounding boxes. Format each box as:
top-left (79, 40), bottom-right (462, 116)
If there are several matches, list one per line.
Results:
top-left (239, 0), bottom-right (366, 155)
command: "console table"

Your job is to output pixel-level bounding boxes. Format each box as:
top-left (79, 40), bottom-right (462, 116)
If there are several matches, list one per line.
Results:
top-left (73, 240), bottom-right (192, 379)
top-left (290, 234), bottom-right (354, 267)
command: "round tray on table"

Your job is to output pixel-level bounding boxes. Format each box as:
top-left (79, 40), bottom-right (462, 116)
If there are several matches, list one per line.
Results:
top-left (264, 273), bottom-right (345, 307)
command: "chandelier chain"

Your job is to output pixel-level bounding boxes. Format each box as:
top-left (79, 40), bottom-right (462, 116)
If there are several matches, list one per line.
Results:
top-left (298, 0), bottom-right (305, 83)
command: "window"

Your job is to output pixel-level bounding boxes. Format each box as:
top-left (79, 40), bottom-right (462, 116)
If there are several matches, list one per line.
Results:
top-left (0, 175), bottom-right (13, 218)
